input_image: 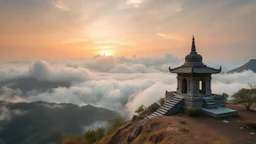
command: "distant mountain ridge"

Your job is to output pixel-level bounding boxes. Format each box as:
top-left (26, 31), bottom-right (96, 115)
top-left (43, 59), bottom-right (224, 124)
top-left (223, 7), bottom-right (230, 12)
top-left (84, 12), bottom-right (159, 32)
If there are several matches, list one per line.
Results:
top-left (228, 59), bottom-right (256, 73)
top-left (0, 101), bottom-right (119, 144)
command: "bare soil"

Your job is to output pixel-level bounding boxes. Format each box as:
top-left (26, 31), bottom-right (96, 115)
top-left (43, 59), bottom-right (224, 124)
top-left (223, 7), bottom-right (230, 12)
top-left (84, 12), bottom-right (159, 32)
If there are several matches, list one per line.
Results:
top-left (98, 104), bottom-right (256, 144)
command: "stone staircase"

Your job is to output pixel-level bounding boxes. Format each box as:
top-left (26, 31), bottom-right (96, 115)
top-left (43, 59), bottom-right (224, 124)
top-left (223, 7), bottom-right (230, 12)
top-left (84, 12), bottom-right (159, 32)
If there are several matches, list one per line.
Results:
top-left (203, 97), bottom-right (217, 109)
top-left (145, 96), bottom-right (184, 119)
top-left (202, 96), bottom-right (237, 118)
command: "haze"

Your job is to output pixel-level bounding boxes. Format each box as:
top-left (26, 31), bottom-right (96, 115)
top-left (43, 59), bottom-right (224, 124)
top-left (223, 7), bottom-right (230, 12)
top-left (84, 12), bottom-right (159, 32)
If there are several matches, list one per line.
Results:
top-left (0, 0), bottom-right (255, 63)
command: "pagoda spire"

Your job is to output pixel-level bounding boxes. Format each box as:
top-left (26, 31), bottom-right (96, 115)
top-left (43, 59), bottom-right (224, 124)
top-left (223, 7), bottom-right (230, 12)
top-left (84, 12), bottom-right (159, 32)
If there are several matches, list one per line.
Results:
top-left (191, 35), bottom-right (196, 53)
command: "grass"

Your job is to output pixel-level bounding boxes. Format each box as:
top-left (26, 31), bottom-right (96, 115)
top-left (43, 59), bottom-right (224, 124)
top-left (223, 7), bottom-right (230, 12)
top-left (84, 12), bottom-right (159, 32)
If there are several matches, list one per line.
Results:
top-left (243, 120), bottom-right (256, 130)
top-left (138, 134), bottom-right (150, 143)
top-left (186, 108), bottom-right (201, 117)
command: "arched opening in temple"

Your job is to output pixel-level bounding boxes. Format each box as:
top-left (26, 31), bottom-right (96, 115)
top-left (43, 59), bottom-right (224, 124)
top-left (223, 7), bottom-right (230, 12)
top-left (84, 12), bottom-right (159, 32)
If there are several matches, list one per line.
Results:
top-left (182, 78), bottom-right (187, 94)
top-left (199, 79), bottom-right (206, 94)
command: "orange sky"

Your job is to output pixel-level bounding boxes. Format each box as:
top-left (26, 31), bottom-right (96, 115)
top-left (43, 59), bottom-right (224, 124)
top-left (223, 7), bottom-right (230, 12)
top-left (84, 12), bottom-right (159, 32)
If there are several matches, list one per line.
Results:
top-left (0, 0), bottom-right (255, 61)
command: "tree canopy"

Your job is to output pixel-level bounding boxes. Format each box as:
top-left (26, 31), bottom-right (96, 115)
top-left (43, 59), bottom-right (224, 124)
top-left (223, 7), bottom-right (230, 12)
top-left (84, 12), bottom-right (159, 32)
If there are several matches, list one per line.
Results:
top-left (231, 84), bottom-right (256, 110)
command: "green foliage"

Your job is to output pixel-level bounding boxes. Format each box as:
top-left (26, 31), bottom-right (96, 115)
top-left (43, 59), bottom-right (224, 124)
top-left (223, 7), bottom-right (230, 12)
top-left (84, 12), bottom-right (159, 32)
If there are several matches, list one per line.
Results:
top-left (106, 118), bottom-right (125, 134)
top-left (84, 130), bottom-right (97, 144)
top-left (61, 128), bottom-right (106, 144)
top-left (186, 108), bottom-right (201, 117)
top-left (222, 93), bottom-right (229, 103)
top-left (95, 128), bottom-right (105, 141)
top-left (138, 134), bottom-right (149, 143)
top-left (243, 120), bottom-right (256, 130)
top-left (146, 103), bottom-right (160, 114)
top-left (158, 98), bottom-right (166, 106)
top-left (61, 136), bottom-right (84, 144)
top-left (232, 84), bottom-right (256, 110)
top-left (60, 117), bottom-right (125, 144)
top-left (135, 105), bottom-right (146, 114)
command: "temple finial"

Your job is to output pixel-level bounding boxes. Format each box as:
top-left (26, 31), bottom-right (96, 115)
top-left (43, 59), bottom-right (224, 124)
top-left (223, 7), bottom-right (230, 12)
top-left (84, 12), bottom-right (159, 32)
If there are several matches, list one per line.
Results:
top-left (191, 35), bottom-right (196, 52)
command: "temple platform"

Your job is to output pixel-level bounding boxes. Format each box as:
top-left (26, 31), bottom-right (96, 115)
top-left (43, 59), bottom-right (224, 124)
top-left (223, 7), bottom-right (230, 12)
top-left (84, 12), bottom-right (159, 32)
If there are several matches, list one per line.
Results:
top-left (201, 107), bottom-right (238, 118)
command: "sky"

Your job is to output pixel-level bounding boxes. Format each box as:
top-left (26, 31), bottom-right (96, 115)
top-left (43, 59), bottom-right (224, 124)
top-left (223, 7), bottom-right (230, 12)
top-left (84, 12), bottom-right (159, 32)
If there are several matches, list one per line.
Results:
top-left (0, 0), bottom-right (255, 63)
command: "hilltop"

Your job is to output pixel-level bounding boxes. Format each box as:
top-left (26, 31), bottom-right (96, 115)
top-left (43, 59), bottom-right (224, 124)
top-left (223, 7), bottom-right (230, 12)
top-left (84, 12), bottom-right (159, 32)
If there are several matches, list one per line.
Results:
top-left (97, 105), bottom-right (256, 144)
top-left (228, 59), bottom-right (256, 73)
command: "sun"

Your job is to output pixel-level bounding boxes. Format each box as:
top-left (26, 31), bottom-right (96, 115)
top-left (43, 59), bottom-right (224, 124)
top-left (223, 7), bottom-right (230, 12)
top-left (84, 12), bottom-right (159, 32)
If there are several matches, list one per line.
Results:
top-left (100, 50), bottom-right (113, 56)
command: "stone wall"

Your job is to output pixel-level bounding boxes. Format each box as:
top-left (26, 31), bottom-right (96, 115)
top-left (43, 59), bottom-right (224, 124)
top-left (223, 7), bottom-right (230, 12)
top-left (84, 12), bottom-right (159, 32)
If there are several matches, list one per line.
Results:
top-left (184, 97), bottom-right (203, 109)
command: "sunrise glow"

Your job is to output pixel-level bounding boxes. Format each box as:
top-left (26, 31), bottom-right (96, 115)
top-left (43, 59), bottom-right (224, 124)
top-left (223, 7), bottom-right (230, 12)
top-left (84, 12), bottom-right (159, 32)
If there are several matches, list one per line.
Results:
top-left (100, 50), bottom-right (113, 56)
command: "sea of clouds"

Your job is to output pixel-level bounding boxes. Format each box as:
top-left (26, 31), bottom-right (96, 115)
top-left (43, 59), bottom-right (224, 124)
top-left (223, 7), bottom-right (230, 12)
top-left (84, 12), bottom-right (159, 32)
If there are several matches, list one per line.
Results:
top-left (0, 54), bottom-right (255, 118)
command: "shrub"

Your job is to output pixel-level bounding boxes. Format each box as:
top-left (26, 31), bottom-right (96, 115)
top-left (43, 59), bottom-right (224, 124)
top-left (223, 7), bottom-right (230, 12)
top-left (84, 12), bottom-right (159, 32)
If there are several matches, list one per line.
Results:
top-left (106, 118), bottom-right (125, 134)
top-left (138, 134), bottom-right (149, 143)
top-left (95, 127), bottom-right (105, 141)
top-left (146, 103), bottom-right (160, 114)
top-left (243, 120), bottom-right (256, 130)
top-left (186, 108), bottom-right (201, 117)
top-left (84, 130), bottom-right (97, 144)
top-left (61, 136), bottom-right (84, 144)
top-left (158, 98), bottom-right (166, 106)
top-left (135, 105), bottom-right (146, 114)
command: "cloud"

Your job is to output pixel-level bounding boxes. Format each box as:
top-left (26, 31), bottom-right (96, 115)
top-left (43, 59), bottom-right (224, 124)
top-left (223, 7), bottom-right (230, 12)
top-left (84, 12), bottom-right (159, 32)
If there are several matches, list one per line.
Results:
top-left (84, 53), bottom-right (182, 73)
top-left (83, 121), bottom-right (107, 132)
top-left (0, 87), bottom-right (27, 103)
top-left (0, 106), bottom-right (27, 124)
top-left (52, 0), bottom-right (70, 11)
top-left (0, 106), bottom-right (11, 121)
top-left (0, 57), bottom-right (256, 119)
top-left (0, 0), bottom-right (256, 61)
top-left (29, 60), bottom-right (95, 82)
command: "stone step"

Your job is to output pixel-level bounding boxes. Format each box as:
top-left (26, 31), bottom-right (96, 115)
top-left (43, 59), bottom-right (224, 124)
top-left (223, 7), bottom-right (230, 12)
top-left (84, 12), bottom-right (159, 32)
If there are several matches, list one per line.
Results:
top-left (155, 111), bottom-right (163, 116)
top-left (164, 102), bottom-right (175, 107)
top-left (207, 102), bottom-right (216, 105)
top-left (163, 105), bottom-right (174, 109)
top-left (166, 101), bottom-right (177, 105)
top-left (160, 106), bottom-right (171, 111)
top-left (158, 107), bottom-right (168, 111)
top-left (172, 96), bottom-right (182, 100)
top-left (157, 109), bottom-right (167, 114)
top-left (167, 99), bottom-right (180, 103)
top-left (151, 113), bottom-right (158, 117)
top-left (207, 105), bottom-right (217, 108)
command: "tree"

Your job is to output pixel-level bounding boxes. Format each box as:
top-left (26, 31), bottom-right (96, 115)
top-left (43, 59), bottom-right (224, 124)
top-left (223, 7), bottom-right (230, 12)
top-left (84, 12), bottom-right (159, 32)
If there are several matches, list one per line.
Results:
top-left (222, 93), bottom-right (229, 103)
top-left (232, 83), bottom-right (256, 111)
top-left (106, 118), bottom-right (125, 134)
top-left (158, 98), bottom-right (166, 106)
top-left (135, 105), bottom-right (146, 114)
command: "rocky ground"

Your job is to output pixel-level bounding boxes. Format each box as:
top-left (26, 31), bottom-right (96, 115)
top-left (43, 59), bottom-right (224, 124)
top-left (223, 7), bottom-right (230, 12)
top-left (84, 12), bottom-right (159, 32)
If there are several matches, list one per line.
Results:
top-left (98, 104), bottom-right (256, 144)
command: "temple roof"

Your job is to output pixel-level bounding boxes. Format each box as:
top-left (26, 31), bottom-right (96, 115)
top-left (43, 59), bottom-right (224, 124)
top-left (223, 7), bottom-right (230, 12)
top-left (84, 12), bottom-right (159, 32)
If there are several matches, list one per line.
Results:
top-left (169, 36), bottom-right (221, 74)
top-left (169, 65), bottom-right (221, 74)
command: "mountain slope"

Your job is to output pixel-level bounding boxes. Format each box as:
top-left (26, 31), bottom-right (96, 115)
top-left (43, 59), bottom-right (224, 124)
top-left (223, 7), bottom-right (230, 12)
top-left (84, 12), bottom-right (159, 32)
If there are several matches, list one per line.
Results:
top-left (0, 101), bottom-right (119, 144)
top-left (228, 59), bottom-right (256, 73)
top-left (97, 108), bottom-right (256, 144)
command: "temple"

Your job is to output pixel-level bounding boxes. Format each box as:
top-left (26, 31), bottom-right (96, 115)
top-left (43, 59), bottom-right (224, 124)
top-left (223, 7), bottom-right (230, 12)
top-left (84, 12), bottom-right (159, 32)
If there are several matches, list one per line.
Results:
top-left (168, 35), bottom-right (223, 109)
top-left (146, 36), bottom-right (237, 119)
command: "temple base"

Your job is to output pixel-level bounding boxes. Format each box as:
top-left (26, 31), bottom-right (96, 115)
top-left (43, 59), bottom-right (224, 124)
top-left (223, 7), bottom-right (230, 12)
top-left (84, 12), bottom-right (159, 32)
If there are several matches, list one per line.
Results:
top-left (165, 91), bottom-right (237, 118)
top-left (201, 107), bottom-right (238, 118)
